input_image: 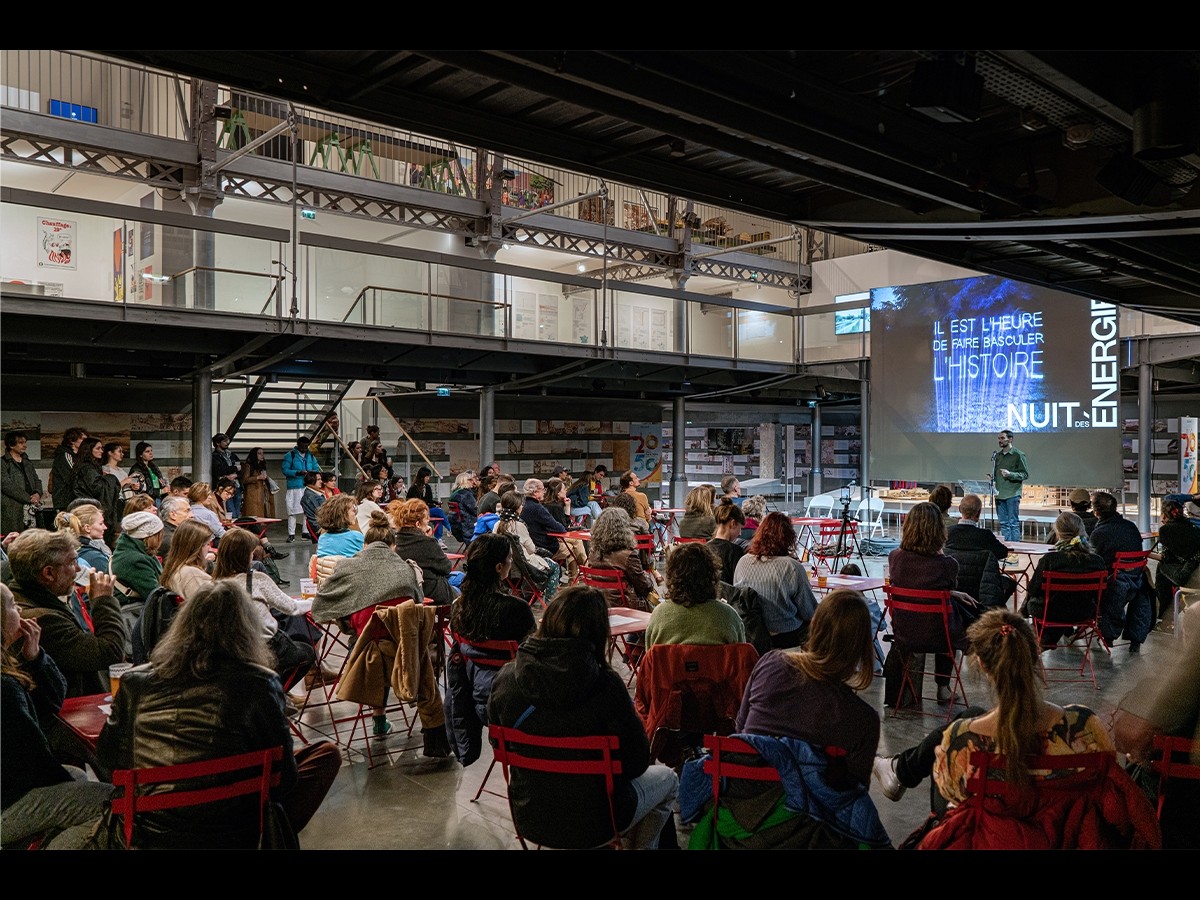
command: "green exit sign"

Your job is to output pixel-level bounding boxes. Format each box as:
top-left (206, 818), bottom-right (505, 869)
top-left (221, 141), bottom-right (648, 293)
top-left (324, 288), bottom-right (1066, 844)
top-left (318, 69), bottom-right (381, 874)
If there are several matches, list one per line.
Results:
top-left (301, 208), bottom-right (316, 220)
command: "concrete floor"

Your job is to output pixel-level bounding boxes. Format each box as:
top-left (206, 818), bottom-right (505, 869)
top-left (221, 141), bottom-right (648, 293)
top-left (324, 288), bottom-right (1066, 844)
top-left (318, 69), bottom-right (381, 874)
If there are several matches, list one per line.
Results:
top-left (266, 524), bottom-right (1175, 850)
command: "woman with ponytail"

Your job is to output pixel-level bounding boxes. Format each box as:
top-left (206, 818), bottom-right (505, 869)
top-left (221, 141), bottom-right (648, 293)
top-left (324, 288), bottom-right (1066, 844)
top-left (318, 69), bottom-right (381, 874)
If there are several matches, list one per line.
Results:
top-left (874, 609), bottom-right (1128, 846)
top-left (54, 504), bottom-right (110, 573)
top-left (932, 609), bottom-right (1113, 805)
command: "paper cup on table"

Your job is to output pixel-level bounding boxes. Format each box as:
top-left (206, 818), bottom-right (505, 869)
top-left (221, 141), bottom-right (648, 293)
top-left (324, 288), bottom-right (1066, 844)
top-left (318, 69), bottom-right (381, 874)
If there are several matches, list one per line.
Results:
top-left (109, 662), bottom-right (133, 698)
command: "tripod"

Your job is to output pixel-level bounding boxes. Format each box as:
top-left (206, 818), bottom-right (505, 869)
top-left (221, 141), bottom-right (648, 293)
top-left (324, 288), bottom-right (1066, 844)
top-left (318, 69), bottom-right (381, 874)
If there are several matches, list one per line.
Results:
top-left (822, 483), bottom-right (868, 572)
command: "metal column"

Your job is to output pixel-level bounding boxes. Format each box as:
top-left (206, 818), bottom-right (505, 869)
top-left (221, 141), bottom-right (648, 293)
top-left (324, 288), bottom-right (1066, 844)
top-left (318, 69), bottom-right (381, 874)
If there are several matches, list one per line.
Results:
top-left (672, 397), bottom-right (687, 507)
top-left (480, 386), bottom-right (495, 470)
top-left (1138, 360), bottom-right (1153, 531)
top-left (810, 403), bottom-right (823, 497)
top-left (860, 371), bottom-right (870, 497)
top-left (193, 366), bottom-right (212, 483)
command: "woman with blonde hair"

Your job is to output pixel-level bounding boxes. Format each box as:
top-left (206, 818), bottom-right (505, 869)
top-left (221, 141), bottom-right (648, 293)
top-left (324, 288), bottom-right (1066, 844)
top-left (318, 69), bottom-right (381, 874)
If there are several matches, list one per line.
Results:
top-left (187, 482), bottom-right (226, 540)
top-left (159, 518), bottom-right (215, 600)
top-left (678, 485), bottom-right (716, 539)
top-left (54, 503), bottom-right (110, 572)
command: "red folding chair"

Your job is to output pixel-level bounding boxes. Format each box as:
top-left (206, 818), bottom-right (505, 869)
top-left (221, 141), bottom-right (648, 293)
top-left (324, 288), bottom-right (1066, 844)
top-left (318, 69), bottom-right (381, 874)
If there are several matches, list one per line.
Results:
top-left (811, 518), bottom-right (858, 573)
top-left (458, 635), bottom-right (522, 804)
top-left (487, 724), bottom-right (624, 849)
top-left (580, 565), bottom-right (631, 606)
top-left (336, 609), bottom-right (418, 769)
top-left (1150, 734), bottom-right (1200, 825)
top-left (109, 746), bottom-right (284, 849)
top-left (883, 585), bottom-right (970, 723)
top-left (699, 734), bottom-right (783, 843)
top-left (1108, 550), bottom-right (1152, 650)
top-left (1031, 569), bottom-right (1108, 689)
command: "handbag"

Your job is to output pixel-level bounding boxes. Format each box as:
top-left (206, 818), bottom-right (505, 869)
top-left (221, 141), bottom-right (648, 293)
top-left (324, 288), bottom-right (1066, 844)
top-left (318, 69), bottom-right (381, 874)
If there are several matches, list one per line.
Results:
top-left (268, 476), bottom-right (281, 495)
top-left (1157, 550), bottom-right (1200, 588)
top-left (259, 800), bottom-right (300, 849)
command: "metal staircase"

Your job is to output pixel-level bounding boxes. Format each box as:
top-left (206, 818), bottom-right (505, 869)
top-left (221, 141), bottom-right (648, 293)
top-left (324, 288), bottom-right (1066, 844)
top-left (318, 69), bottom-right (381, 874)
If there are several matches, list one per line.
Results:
top-left (224, 377), bottom-right (352, 454)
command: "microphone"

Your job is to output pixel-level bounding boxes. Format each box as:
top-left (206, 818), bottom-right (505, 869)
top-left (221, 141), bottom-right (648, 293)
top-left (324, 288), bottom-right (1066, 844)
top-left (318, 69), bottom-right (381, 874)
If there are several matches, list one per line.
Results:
top-left (990, 450), bottom-right (998, 462)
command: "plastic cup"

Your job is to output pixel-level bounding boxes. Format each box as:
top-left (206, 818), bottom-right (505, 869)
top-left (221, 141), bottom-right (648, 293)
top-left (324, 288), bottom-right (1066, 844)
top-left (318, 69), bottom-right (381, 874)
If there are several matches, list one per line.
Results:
top-left (817, 573), bottom-right (828, 589)
top-left (109, 662), bottom-right (133, 698)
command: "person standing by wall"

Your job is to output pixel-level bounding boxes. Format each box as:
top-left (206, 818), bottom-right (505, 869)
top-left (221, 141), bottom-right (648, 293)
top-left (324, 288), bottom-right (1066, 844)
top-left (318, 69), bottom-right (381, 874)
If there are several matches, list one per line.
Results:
top-left (210, 434), bottom-right (242, 520)
top-left (49, 427), bottom-right (86, 515)
top-left (2, 432), bottom-right (44, 534)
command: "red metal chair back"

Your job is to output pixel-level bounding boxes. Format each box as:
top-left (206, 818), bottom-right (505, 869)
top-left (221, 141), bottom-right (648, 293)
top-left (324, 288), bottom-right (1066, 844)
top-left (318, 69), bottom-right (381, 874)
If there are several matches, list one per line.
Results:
top-left (700, 734), bottom-right (783, 825)
top-left (883, 584), bottom-right (967, 721)
top-left (110, 746), bottom-right (283, 848)
top-left (1150, 734), bottom-right (1200, 823)
top-left (488, 725), bottom-right (623, 849)
top-left (580, 565), bottom-right (630, 606)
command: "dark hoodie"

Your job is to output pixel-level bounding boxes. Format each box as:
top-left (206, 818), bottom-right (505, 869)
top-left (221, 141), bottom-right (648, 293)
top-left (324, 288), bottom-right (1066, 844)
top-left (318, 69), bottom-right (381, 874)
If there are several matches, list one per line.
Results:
top-left (487, 635), bottom-right (650, 848)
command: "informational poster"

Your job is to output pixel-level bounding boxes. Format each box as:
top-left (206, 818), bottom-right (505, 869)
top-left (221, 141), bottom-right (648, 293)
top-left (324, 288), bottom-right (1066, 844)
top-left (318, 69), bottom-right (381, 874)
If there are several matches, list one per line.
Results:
top-left (629, 424), bottom-right (663, 484)
top-left (113, 227), bottom-right (125, 301)
top-left (38, 217), bottom-right (76, 269)
top-left (1180, 416), bottom-right (1198, 494)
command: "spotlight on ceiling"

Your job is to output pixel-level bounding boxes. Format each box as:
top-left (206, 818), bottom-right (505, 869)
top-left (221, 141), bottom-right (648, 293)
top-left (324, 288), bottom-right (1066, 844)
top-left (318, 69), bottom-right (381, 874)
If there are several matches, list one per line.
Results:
top-left (668, 139), bottom-right (686, 158)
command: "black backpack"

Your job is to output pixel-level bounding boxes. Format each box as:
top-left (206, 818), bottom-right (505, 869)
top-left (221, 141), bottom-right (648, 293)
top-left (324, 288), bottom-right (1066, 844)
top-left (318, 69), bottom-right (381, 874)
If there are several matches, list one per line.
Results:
top-left (131, 586), bottom-right (184, 664)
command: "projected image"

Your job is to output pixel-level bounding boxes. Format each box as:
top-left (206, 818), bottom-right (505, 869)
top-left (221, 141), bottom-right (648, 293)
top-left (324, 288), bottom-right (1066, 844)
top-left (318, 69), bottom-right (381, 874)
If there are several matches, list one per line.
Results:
top-left (869, 274), bottom-right (1120, 486)
top-left (872, 277), bottom-right (1117, 434)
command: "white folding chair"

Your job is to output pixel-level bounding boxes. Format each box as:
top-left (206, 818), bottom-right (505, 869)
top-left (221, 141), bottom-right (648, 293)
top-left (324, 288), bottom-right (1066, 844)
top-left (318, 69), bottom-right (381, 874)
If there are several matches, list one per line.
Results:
top-left (856, 497), bottom-right (885, 538)
top-left (804, 493), bottom-right (835, 518)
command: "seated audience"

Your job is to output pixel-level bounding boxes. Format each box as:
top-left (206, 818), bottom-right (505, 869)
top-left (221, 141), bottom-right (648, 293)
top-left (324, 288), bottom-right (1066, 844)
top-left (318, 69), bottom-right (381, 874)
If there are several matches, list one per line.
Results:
top-left (110, 510), bottom-right (164, 616)
top-left (733, 512), bottom-right (817, 649)
top-left (446, 533), bottom-right (537, 765)
top-left (928, 484), bottom-right (955, 535)
top-left (1, 584), bottom-right (116, 849)
top-left (567, 464), bottom-right (608, 526)
top-left (1045, 487), bottom-right (1098, 540)
top-left (54, 504), bottom-right (111, 573)
top-left (1025, 511), bottom-right (1108, 648)
top-left (645, 542), bottom-right (745, 647)
top-left (874, 610), bottom-right (1155, 850)
top-left (709, 500), bottom-right (747, 582)
top-left (495, 491), bottom-right (562, 604)
top-left (160, 519), bottom-right (215, 601)
top-left (1149, 498), bottom-right (1200, 621)
top-left (188, 483), bottom-right (227, 540)
top-left (587, 507), bottom-right (657, 611)
top-left (677, 485), bottom-right (716, 539)
top-left (544, 477), bottom-right (583, 582)
top-left (390, 498), bottom-right (456, 605)
top-left (301, 472), bottom-right (326, 539)
top-left (740, 495), bottom-right (768, 543)
top-left (620, 470), bottom-right (652, 524)
top-left (720, 474), bottom-right (742, 506)
top-left (488, 586), bottom-right (679, 849)
top-left (449, 470), bottom-right (479, 539)
top-left (354, 479), bottom-right (385, 533)
top-left (738, 588), bottom-right (879, 788)
top-left (945, 493), bottom-right (1016, 608)
top-left (8, 530), bottom-right (127, 697)
top-left (157, 496), bottom-right (191, 561)
top-left (95, 580), bottom-right (341, 848)
top-left (210, 528), bottom-right (317, 694)
top-left (1091, 490), bottom-right (1154, 649)
top-left (888, 501), bottom-right (980, 702)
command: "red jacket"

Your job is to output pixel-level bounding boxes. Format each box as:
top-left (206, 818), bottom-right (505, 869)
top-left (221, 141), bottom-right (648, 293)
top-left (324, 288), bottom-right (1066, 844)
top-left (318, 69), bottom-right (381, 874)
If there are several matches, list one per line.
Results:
top-left (918, 750), bottom-right (1161, 850)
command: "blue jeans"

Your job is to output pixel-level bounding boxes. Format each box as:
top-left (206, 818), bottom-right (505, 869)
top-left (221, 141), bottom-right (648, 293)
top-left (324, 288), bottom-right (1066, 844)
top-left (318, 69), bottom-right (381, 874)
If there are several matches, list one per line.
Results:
top-left (996, 497), bottom-right (1021, 542)
top-left (624, 764), bottom-right (679, 849)
top-left (226, 485), bottom-right (242, 519)
top-left (569, 501), bottom-right (602, 526)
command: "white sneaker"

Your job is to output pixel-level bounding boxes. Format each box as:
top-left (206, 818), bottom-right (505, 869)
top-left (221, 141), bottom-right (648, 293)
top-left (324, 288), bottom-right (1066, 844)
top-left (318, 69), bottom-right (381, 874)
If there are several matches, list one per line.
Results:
top-left (872, 756), bottom-right (905, 802)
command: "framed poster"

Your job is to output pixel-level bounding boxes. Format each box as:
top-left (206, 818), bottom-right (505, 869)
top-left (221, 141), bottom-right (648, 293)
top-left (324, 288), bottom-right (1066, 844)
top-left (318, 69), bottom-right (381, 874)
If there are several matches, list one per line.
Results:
top-left (629, 424), bottom-right (663, 484)
top-left (1180, 416), bottom-right (1197, 494)
top-left (38, 217), bottom-right (76, 269)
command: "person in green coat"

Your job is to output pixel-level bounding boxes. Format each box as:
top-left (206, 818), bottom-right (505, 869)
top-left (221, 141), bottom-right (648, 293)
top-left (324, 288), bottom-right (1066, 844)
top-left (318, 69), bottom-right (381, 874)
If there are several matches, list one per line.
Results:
top-left (111, 510), bottom-right (164, 651)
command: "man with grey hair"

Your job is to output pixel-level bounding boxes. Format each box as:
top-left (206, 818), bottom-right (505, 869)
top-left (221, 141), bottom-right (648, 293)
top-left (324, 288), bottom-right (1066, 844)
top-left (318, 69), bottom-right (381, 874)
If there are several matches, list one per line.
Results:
top-left (520, 478), bottom-right (573, 580)
top-left (157, 495), bottom-right (192, 561)
top-left (9, 529), bottom-right (127, 697)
